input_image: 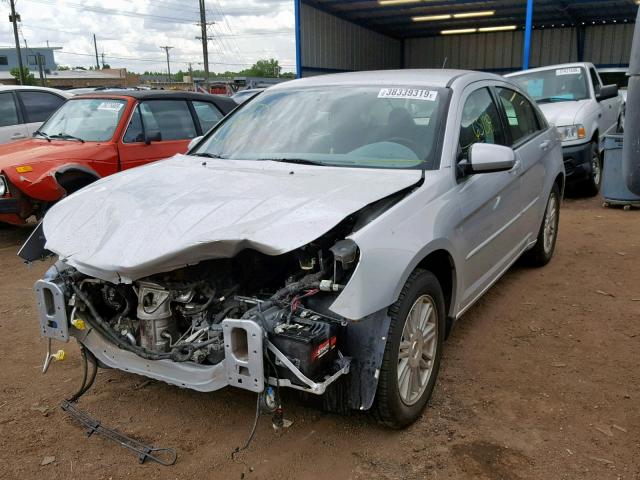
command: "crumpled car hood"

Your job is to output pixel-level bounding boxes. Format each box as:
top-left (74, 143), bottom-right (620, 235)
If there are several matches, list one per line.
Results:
top-left (43, 155), bottom-right (422, 283)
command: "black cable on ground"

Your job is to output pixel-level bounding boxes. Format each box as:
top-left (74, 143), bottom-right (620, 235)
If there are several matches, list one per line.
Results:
top-left (231, 394), bottom-right (261, 462)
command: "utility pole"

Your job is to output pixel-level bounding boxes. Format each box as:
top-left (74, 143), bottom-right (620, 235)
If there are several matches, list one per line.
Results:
top-left (9, 0), bottom-right (24, 84)
top-left (93, 34), bottom-right (100, 69)
top-left (101, 52), bottom-right (105, 69)
top-left (160, 46), bottom-right (173, 82)
top-left (198, 0), bottom-right (210, 85)
top-left (36, 54), bottom-right (45, 86)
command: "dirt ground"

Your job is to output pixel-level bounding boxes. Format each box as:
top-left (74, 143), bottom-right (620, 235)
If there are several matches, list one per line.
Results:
top-left (0, 195), bottom-right (638, 480)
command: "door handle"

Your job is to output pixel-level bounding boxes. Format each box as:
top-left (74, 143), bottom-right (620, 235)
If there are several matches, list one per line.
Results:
top-left (539, 140), bottom-right (551, 151)
top-left (11, 133), bottom-right (26, 140)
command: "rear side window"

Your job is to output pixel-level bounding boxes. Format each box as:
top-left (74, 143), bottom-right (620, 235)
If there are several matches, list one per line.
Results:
top-left (18, 91), bottom-right (65, 123)
top-left (193, 101), bottom-right (223, 133)
top-left (139, 100), bottom-right (197, 141)
top-left (458, 88), bottom-right (507, 159)
top-left (496, 88), bottom-right (541, 145)
top-left (0, 93), bottom-right (19, 127)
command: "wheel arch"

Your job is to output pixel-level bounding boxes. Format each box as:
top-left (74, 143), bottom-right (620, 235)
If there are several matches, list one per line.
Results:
top-left (53, 165), bottom-right (101, 196)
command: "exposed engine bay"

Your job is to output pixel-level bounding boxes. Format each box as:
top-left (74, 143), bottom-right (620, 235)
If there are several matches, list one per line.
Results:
top-left (38, 223), bottom-right (364, 395)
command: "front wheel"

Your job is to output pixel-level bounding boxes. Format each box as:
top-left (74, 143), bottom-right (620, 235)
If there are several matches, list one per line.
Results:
top-left (374, 269), bottom-right (445, 428)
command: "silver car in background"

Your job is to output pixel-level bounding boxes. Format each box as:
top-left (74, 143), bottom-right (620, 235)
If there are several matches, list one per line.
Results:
top-left (28, 70), bottom-right (564, 428)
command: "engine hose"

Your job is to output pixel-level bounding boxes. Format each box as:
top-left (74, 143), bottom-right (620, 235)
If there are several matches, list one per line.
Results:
top-left (272, 270), bottom-right (325, 301)
top-left (72, 283), bottom-right (225, 363)
top-left (71, 284), bottom-right (173, 361)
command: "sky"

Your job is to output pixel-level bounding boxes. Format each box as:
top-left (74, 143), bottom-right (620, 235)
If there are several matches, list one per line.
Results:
top-left (0, 0), bottom-right (296, 74)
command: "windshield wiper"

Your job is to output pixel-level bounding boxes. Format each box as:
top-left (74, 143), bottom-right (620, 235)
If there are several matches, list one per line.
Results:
top-left (261, 158), bottom-right (328, 166)
top-left (33, 130), bottom-right (51, 142)
top-left (191, 152), bottom-right (227, 159)
top-left (50, 133), bottom-right (85, 143)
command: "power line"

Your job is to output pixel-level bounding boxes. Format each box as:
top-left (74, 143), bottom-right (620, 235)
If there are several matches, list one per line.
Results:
top-left (26, 0), bottom-right (200, 25)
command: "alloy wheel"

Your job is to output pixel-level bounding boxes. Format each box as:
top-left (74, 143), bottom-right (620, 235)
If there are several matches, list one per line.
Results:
top-left (397, 294), bottom-right (438, 406)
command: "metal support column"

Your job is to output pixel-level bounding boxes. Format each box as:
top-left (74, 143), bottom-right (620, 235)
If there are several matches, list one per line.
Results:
top-left (522, 0), bottom-right (534, 70)
top-left (294, 0), bottom-right (302, 78)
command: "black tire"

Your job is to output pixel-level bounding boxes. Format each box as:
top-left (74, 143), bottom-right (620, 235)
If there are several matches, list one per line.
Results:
top-left (374, 269), bottom-right (445, 428)
top-left (523, 182), bottom-right (560, 267)
top-left (581, 142), bottom-right (602, 197)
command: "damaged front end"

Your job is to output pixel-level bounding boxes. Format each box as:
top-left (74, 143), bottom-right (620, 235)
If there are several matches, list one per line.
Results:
top-left (34, 228), bottom-right (380, 406)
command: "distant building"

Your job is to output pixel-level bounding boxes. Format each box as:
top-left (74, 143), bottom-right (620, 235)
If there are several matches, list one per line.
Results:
top-left (0, 46), bottom-right (140, 88)
top-left (0, 46), bottom-right (60, 72)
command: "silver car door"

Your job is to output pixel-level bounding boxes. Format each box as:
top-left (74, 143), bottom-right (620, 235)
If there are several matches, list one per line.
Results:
top-left (0, 92), bottom-right (28, 143)
top-left (453, 86), bottom-right (526, 311)
top-left (495, 86), bottom-right (556, 240)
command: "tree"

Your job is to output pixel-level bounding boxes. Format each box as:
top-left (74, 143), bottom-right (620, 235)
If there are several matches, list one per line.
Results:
top-left (102, 64), bottom-right (111, 69)
top-left (57, 65), bottom-right (71, 71)
top-left (240, 59), bottom-right (282, 78)
top-left (10, 67), bottom-right (35, 85)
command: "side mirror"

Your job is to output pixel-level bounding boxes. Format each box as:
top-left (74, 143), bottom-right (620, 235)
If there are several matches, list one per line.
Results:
top-left (596, 84), bottom-right (619, 102)
top-left (188, 136), bottom-right (203, 151)
top-left (144, 130), bottom-right (162, 145)
top-left (464, 143), bottom-right (516, 174)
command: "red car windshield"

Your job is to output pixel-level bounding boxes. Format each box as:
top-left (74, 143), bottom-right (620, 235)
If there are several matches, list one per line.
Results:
top-left (38, 98), bottom-right (127, 142)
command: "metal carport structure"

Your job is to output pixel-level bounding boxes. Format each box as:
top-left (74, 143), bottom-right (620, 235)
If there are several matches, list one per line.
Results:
top-left (294, 0), bottom-right (638, 77)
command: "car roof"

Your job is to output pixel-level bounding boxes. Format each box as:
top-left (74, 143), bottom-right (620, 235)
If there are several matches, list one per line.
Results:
top-left (72, 90), bottom-right (237, 112)
top-left (268, 69), bottom-right (500, 90)
top-left (0, 85), bottom-right (72, 97)
top-left (505, 62), bottom-right (593, 77)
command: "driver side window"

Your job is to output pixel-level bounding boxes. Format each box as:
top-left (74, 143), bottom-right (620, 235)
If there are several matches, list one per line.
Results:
top-left (458, 88), bottom-right (507, 161)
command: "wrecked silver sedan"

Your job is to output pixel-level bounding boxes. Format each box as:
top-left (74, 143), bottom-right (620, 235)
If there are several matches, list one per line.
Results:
top-left (27, 70), bottom-right (564, 428)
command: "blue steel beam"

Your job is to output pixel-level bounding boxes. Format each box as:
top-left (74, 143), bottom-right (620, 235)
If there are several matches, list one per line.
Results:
top-left (523, 0), bottom-right (534, 69)
top-left (295, 0), bottom-right (302, 78)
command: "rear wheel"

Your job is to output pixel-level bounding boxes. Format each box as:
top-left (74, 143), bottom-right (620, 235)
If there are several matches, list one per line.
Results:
top-left (523, 183), bottom-right (560, 267)
top-left (374, 269), bottom-right (445, 428)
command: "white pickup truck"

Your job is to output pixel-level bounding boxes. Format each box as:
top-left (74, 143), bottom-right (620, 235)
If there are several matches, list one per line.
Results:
top-left (506, 62), bottom-right (623, 196)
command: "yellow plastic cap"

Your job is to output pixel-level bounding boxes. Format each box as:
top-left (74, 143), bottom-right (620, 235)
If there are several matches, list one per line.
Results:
top-left (52, 350), bottom-right (65, 361)
top-left (71, 318), bottom-right (86, 330)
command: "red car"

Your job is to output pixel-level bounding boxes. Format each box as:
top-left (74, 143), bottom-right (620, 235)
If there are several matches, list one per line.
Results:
top-left (0, 91), bottom-right (235, 225)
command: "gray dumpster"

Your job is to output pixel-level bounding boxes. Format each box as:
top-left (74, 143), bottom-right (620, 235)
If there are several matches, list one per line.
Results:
top-left (603, 134), bottom-right (640, 209)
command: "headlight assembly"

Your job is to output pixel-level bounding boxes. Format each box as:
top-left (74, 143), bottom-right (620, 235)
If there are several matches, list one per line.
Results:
top-left (0, 175), bottom-right (7, 197)
top-left (556, 124), bottom-right (586, 142)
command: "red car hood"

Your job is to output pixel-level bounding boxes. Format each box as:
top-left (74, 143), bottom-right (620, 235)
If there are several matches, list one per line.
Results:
top-left (0, 139), bottom-right (109, 172)
top-left (0, 138), bottom-right (116, 202)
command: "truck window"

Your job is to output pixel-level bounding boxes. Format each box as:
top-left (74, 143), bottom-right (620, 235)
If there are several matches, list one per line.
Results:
top-left (589, 68), bottom-right (602, 94)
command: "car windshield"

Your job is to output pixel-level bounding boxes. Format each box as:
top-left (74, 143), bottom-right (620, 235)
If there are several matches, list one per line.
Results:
top-left (38, 98), bottom-right (127, 142)
top-left (510, 67), bottom-right (590, 103)
top-left (194, 86), bottom-right (447, 170)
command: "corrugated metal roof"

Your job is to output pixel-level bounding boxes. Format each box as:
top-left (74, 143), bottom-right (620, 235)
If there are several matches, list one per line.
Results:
top-left (303, 0), bottom-right (638, 38)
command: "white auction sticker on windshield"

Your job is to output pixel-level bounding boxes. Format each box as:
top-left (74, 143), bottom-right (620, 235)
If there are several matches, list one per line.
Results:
top-left (97, 101), bottom-right (124, 112)
top-left (556, 68), bottom-right (581, 76)
top-left (378, 88), bottom-right (438, 101)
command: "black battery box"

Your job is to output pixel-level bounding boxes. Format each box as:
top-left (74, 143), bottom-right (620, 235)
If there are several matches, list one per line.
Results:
top-left (269, 317), bottom-right (338, 385)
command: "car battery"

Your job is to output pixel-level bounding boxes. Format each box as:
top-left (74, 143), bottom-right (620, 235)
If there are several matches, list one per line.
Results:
top-left (269, 318), bottom-right (338, 385)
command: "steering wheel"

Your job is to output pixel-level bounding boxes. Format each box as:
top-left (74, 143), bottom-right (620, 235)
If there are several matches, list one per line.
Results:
top-left (388, 137), bottom-right (422, 158)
